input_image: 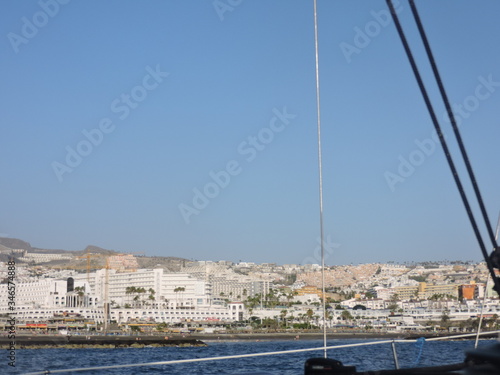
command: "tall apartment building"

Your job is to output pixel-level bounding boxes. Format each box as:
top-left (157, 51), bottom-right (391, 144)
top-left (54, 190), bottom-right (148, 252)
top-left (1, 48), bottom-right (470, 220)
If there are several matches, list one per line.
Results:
top-left (418, 282), bottom-right (458, 299)
top-left (183, 263), bottom-right (270, 299)
top-left (18, 252), bottom-right (73, 263)
top-left (0, 270), bottom-right (240, 324)
top-left (71, 268), bottom-right (213, 308)
top-left (107, 254), bottom-right (139, 272)
top-left (395, 282), bottom-right (459, 300)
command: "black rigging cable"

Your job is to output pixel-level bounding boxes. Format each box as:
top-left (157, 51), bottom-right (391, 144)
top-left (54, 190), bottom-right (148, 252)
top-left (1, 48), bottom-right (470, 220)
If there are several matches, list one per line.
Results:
top-left (409, 0), bottom-right (499, 253)
top-left (385, 0), bottom-right (500, 294)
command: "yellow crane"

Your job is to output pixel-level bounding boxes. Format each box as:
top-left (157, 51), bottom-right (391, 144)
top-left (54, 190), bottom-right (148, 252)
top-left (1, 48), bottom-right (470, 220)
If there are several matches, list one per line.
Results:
top-left (75, 249), bottom-right (105, 283)
top-left (74, 251), bottom-right (141, 332)
top-left (75, 252), bottom-right (110, 332)
top-left (104, 256), bottom-right (110, 333)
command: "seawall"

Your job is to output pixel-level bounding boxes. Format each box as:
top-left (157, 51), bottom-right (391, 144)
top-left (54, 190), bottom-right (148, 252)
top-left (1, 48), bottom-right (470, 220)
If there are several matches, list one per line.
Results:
top-left (0, 335), bottom-right (206, 349)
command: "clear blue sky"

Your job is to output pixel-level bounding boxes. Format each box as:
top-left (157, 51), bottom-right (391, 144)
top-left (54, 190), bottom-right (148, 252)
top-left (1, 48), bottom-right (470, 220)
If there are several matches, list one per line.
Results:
top-left (2, 0), bottom-right (500, 265)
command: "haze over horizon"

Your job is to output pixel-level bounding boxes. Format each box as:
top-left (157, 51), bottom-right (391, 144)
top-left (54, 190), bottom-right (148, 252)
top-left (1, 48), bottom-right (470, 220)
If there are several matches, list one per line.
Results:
top-left (2, 1), bottom-right (500, 266)
top-left (0, 235), bottom-right (479, 267)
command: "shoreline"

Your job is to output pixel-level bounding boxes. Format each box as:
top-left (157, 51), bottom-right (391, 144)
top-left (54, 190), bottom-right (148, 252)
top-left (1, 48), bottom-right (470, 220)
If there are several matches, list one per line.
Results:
top-left (2, 331), bottom-right (496, 349)
top-left (0, 335), bottom-right (205, 349)
top-left (194, 332), bottom-right (408, 341)
top-left (191, 330), bottom-right (499, 341)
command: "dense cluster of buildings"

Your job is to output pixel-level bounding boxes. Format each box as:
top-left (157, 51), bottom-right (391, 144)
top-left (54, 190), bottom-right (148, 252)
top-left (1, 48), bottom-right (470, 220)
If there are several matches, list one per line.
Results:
top-left (0, 250), bottom-right (498, 333)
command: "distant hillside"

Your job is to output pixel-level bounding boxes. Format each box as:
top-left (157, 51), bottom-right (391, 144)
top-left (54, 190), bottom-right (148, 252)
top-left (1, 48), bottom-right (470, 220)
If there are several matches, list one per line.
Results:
top-left (77, 245), bottom-right (117, 256)
top-left (0, 237), bottom-right (32, 251)
top-left (0, 244), bottom-right (11, 251)
top-left (0, 253), bottom-right (14, 263)
top-left (0, 237), bottom-right (189, 271)
top-left (136, 256), bottom-right (189, 272)
top-left (0, 237), bottom-right (116, 255)
top-left (0, 237), bottom-right (74, 254)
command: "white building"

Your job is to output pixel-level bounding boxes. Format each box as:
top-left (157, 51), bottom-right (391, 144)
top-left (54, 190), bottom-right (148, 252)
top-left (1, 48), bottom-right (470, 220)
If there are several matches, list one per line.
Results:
top-left (0, 278), bottom-right (95, 311)
top-left (18, 252), bottom-right (73, 263)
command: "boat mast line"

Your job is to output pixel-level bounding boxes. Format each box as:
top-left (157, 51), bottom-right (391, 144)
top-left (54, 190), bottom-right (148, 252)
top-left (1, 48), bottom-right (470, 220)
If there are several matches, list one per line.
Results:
top-left (409, 0), bottom-right (498, 253)
top-left (23, 331), bottom-right (500, 375)
top-left (313, 0), bottom-right (328, 359)
top-left (475, 213), bottom-right (500, 348)
top-left (408, 0), bottom-right (500, 291)
top-left (385, 0), bottom-right (500, 295)
top-left (416, 330), bottom-right (500, 342)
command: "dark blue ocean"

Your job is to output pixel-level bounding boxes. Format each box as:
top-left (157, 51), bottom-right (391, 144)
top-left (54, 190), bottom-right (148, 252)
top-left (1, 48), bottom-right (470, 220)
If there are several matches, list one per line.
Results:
top-left (6, 339), bottom-right (496, 375)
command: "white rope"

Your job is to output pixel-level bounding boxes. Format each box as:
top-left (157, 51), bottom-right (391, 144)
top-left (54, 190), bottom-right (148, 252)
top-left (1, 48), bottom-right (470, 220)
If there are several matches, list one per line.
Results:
top-left (424, 329), bottom-right (500, 341)
top-left (312, 0), bottom-right (328, 360)
top-left (475, 212), bottom-right (500, 348)
top-left (474, 277), bottom-right (490, 348)
top-left (23, 331), bottom-right (500, 375)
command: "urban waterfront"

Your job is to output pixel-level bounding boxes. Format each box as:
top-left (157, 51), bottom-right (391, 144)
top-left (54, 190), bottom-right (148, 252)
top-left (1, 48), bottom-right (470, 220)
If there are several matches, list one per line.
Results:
top-left (2, 248), bottom-right (499, 336)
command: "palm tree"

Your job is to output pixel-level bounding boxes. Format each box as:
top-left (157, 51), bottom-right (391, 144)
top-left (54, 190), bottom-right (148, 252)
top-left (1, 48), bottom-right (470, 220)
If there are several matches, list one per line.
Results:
top-left (326, 313), bottom-right (334, 328)
top-left (387, 303), bottom-right (399, 312)
top-left (313, 315), bottom-right (320, 328)
top-left (148, 288), bottom-right (156, 307)
top-left (126, 286), bottom-right (146, 308)
top-left (341, 310), bottom-right (353, 322)
top-left (489, 314), bottom-right (499, 329)
top-left (306, 309), bottom-right (314, 329)
top-left (245, 294), bottom-right (261, 309)
top-left (440, 310), bottom-right (451, 329)
top-left (125, 286), bottom-right (137, 306)
top-left (135, 287), bottom-right (146, 307)
top-left (280, 309), bottom-right (288, 328)
top-left (297, 313), bottom-right (304, 327)
top-left (289, 314), bottom-right (295, 327)
top-left (174, 286), bottom-right (186, 306)
top-left (125, 286), bottom-right (136, 294)
top-left (74, 286), bottom-right (85, 307)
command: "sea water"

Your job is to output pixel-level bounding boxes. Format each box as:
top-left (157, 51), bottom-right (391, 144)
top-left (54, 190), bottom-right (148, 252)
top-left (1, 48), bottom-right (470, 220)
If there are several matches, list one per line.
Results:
top-left (7, 339), bottom-right (495, 375)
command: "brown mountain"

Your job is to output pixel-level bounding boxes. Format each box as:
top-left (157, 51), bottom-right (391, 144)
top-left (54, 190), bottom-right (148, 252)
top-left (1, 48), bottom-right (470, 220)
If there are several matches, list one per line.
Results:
top-left (0, 237), bottom-right (188, 271)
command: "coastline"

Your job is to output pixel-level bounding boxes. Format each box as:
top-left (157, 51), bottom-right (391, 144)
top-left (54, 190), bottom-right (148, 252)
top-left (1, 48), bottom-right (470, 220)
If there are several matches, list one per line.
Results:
top-left (0, 335), bottom-right (205, 349)
top-left (4, 330), bottom-right (489, 349)
top-left (193, 332), bottom-right (408, 342)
